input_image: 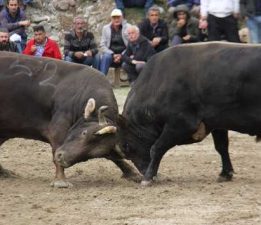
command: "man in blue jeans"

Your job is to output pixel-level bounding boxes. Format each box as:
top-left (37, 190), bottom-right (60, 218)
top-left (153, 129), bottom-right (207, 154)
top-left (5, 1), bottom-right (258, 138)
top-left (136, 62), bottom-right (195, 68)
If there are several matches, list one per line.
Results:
top-left (240, 0), bottom-right (261, 43)
top-left (98, 9), bottom-right (131, 75)
top-left (115, 0), bottom-right (154, 15)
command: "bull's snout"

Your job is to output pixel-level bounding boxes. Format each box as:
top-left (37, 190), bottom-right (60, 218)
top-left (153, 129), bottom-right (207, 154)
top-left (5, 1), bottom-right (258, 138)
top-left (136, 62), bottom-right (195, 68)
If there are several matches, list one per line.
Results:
top-left (55, 151), bottom-right (69, 168)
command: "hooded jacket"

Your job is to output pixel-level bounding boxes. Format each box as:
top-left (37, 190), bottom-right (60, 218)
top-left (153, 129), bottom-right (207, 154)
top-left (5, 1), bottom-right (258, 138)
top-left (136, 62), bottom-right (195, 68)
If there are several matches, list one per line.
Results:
top-left (169, 4), bottom-right (199, 42)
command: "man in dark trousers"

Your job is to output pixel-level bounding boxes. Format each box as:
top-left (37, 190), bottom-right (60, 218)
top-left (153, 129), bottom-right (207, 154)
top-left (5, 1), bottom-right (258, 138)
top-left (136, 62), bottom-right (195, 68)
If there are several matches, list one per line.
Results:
top-left (122, 25), bottom-right (155, 85)
top-left (138, 6), bottom-right (169, 53)
top-left (200, 0), bottom-right (240, 42)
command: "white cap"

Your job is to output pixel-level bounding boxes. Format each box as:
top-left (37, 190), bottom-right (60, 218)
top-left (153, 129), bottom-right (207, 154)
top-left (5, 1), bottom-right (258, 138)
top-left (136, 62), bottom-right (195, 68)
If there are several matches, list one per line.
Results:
top-left (111, 9), bottom-right (123, 17)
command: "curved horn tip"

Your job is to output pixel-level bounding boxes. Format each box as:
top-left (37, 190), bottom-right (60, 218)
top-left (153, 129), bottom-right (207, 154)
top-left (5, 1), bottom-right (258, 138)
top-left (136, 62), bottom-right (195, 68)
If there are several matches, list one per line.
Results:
top-left (99, 105), bottom-right (109, 112)
top-left (95, 126), bottom-right (117, 135)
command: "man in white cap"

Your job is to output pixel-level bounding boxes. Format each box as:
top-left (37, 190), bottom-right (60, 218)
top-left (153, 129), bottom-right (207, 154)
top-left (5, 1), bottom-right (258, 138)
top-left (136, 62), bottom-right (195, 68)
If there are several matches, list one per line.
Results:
top-left (98, 8), bottom-right (131, 75)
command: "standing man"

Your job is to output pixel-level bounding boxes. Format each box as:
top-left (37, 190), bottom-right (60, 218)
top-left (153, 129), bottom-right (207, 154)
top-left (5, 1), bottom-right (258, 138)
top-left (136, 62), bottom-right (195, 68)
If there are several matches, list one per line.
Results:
top-left (0, 0), bottom-right (31, 52)
top-left (98, 8), bottom-right (131, 75)
top-left (240, 0), bottom-right (261, 43)
top-left (23, 25), bottom-right (62, 59)
top-left (64, 16), bottom-right (99, 68)
top-left (200, 0), bottom-right (240, 42)
top-left (122, 25), bottom-right (155, 85)
top-left (0, 27), bottom-right (19, 52)
top-left (139, 6), bottom-right (169, 53)
top-left (115, 0), bottom-right (154, 15)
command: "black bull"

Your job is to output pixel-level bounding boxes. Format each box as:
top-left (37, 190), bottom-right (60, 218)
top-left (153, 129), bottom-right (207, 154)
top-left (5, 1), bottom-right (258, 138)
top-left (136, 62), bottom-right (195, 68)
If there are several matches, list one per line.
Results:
top-left (0, 52), bottom-right (139, 187)
top-left (118, 42), bottom-right (261, 185)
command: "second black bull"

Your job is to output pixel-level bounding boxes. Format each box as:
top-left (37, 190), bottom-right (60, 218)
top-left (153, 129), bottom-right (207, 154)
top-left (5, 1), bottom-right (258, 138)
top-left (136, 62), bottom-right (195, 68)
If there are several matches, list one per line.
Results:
top-left (57, 42), bottom-right (261, 185)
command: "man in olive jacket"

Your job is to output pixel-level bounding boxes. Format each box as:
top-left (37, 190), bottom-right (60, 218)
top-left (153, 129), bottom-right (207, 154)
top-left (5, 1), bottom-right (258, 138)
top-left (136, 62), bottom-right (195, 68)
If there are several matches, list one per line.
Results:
top-left (169, 4), bottom-right (200, 45)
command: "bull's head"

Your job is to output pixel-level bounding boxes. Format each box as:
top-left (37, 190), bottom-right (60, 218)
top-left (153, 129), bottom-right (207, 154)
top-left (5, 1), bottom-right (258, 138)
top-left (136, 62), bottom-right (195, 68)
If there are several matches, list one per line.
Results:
top-left (117, 115), bottom-right (156, 175)
top-left (55, 98), bottom-right (118, 168)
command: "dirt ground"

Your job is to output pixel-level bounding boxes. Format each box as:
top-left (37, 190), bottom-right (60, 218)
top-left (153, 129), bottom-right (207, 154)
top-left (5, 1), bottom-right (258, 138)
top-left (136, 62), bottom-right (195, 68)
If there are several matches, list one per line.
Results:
top-left (0, 87), bottom-right (260, 225)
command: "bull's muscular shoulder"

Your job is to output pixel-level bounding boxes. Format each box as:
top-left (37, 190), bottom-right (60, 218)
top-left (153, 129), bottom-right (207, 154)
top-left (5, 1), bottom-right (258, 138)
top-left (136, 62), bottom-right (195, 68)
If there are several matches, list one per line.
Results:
top-left (0, 52), bottom-right (116, 118)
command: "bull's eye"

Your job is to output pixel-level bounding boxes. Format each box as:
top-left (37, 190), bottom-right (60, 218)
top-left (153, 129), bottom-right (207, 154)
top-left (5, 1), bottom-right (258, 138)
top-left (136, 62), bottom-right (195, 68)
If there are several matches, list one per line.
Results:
top-left (123, 142), bottom-right (130, 153)
top-left (82, 130), bottom-right (87, 136)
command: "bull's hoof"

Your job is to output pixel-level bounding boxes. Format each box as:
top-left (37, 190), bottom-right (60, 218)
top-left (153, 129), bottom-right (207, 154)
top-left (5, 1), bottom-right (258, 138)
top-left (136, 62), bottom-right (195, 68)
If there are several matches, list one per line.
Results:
top-left (0, 166), bottom-right (17, 178)
top-left (50, 180), bottom-right (73, 188)
top-left (122, 173), bottom-right (142, 183)
top-left (141, 179), bottom-right (153, 187)
top-left (217, 172), bottom-right (234, 182)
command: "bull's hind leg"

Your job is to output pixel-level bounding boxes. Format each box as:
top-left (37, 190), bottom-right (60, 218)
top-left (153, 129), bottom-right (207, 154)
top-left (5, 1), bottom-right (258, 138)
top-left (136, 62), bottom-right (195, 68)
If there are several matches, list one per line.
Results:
top-left (211, 129), bottom-right (234, 182)
top-left (0, 164), bottom-right (17, 178)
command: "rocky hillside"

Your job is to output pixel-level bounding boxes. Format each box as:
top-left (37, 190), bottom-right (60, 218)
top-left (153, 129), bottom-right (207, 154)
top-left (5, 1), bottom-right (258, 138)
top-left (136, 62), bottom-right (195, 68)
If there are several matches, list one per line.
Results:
top-left (26, 0), bottom-right (165, 47)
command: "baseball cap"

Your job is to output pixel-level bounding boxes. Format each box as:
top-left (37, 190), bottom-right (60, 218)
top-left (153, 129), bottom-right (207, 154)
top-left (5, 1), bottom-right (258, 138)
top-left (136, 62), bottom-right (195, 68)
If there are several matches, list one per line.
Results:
top-left (111, 9), bottom-right (123, 17)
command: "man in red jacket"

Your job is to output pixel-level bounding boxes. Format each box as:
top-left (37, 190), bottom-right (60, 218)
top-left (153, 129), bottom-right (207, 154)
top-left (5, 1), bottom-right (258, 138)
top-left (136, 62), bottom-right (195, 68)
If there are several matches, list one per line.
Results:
top-left (23, 25), bottom-right (62, 59)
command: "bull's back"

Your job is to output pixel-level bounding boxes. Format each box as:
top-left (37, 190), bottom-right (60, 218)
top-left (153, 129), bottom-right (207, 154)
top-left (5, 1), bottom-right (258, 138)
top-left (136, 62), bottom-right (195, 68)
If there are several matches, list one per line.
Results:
top-left (125, 42), bottom-right (261, 126)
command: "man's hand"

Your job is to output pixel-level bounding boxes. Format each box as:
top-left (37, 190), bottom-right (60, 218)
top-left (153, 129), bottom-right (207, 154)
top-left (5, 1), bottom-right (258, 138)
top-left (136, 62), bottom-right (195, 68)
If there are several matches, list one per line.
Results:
top-left (151, 37), bottom-right (161, 47)
top-left (74, 51), bottom-right (85, 59)
top-left (132, 60), bottom-right (145, 65)
top-left (84, 50), bottom-right (92, 57)
top-left (31, 45), bottom-right (36, 53)
top-left (177, 18), bottom-right (186, 28)
top-left (19, 20), bottom-right (31, 27)
top-left (182, 35), bottom-right (191, 41)
top-left (113, 54), bottom-right (122, 63)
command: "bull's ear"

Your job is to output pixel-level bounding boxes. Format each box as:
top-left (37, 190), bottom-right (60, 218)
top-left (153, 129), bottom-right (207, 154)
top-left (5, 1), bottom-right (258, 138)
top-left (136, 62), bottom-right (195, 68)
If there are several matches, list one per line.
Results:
top-left (84, 98), bottom-right (96, 119)
top-left (117, 115), bottom-right (128, 128)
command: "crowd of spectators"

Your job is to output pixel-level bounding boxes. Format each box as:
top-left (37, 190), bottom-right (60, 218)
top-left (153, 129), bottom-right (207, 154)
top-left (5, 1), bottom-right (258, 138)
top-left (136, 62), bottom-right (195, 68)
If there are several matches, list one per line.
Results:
top-left (0, 0), bottom-right (260, 85)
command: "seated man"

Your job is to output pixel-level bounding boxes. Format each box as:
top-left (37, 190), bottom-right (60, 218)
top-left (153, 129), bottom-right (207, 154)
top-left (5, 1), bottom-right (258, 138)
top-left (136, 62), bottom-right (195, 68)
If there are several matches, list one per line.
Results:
top-left (169, 4), bottom-right (199, 45)
top-left (0, 0), bottom-right (31, 52)
top-left (23, 25), bottom-right (62, 59)
top-left (115, 0), bottom-right (154, 15)
top-left (0, 27), bottom-right (19, 52)
top-left (98, 9), bottom-right (131, 75)
top-left (64, 16), bottom-right (99, 68)
top-left (122, 25), bottom-right (155, 85)
top-left (139, 6), bottom-right (169, 53)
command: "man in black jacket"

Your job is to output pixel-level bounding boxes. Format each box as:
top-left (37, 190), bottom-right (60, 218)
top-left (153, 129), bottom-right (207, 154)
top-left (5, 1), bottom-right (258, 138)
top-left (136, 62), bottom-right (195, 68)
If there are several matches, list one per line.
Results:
top-left (122, 25), bottom-right (155, 84)
top-left (0, 27), bottom-right (19, 52)
top-left (64, 16), bottom-right (99, 68)
top-left (138, 6), bottom-right (169, 52)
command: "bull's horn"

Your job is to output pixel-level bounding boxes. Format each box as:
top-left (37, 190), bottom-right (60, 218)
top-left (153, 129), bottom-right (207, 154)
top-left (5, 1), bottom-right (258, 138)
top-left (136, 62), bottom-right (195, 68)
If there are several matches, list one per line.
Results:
top-left (98, 105), bottom-right (108, 125)
top-left (95, 126), bottom-right (117, 135)
top-left (84, 98), bottom-right (96, 119)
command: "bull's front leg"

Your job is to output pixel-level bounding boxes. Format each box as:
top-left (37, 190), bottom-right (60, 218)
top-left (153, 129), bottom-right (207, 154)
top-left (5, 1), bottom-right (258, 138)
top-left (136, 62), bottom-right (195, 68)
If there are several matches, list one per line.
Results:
top-left (142, 125), bottom-right (178, 186)
top-left (48, 115), bottom-right (73, 188)
top-left (50, 159), bottom-right (73, 188)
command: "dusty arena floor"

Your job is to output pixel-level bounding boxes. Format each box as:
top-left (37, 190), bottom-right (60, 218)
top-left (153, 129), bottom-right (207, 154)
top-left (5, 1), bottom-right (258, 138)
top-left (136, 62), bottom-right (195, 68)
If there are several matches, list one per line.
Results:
top-left (0, 87), bottom-right (260, 225)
